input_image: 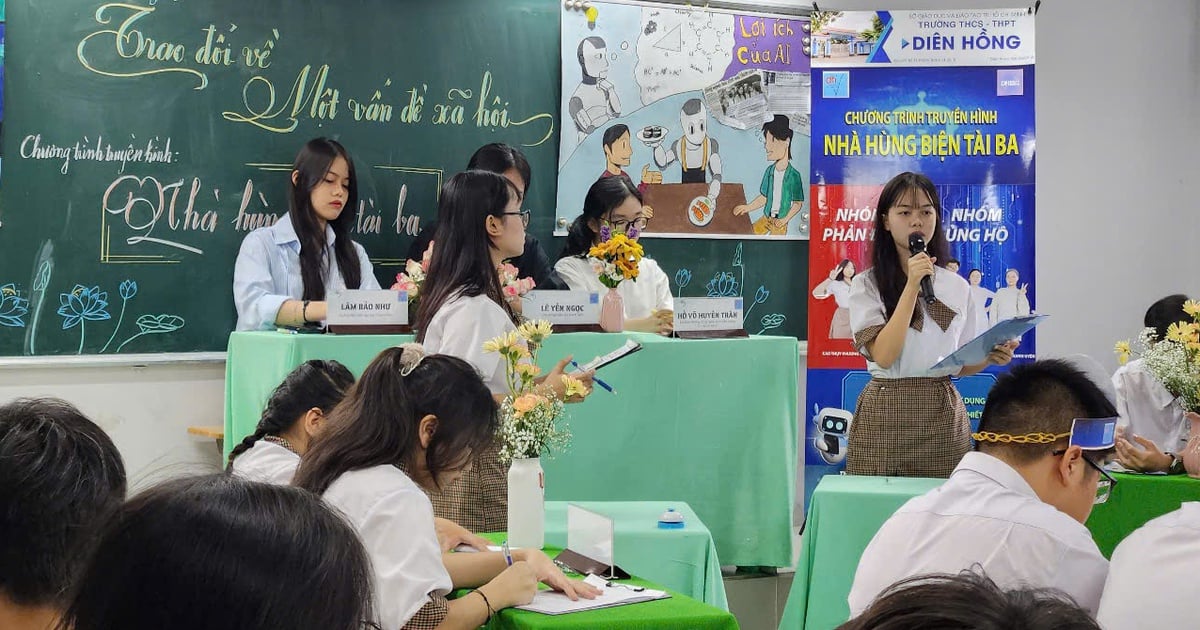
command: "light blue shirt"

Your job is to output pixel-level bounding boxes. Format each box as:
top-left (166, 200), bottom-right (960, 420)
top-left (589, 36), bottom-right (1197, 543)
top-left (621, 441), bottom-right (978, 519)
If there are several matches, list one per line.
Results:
top-left (233, 213), bottom-right (380, 331)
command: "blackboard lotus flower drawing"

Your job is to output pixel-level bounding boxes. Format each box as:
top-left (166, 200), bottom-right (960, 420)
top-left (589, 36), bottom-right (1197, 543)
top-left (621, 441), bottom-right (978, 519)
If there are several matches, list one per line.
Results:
top-left (0, 284), bottom-right (29, 328)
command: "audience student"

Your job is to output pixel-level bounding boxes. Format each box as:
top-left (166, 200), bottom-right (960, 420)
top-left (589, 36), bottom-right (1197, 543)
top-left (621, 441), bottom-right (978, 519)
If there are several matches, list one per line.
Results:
top-left (847, 359), bottom-right (1116, 615)
top-left (1097, 501), bottom-right (1200, 627)
top-left (293, 345), bottom-right (598, 630)
top-left (0, 398), bottom-right (127, 630)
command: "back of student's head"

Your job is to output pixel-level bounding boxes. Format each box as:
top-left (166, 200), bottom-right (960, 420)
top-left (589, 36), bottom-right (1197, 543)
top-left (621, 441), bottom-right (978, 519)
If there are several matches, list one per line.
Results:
top-left (0, 398), bottom-right (126, 609)
top-left (1145, 294), bottom-right (1189, 341)
top-left (415, 169), bottom-right (520, 338)
top-left (226, 359), bottom-right (355, 466)
top-left (838, 571), bottom-right (1100, 630)
top-left (294, 344), bottom-right (499, 495)
top-left (976, 359), bottom-right (1118, 465)
top-left (59, 474), bottom-right (376, 630)
top-left (467, 143), bottom-right (532, 193)
top-left (560, 174), bottom-right (642, 259)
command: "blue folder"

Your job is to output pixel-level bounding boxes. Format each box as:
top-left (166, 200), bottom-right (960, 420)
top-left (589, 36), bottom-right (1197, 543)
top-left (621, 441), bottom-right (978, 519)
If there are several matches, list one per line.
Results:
top-left (931, 314), bottom-right (1048, 371)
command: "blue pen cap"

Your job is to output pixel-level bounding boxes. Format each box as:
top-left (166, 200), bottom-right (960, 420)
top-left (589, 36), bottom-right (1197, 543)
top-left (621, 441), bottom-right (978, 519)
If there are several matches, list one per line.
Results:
top-left (657, 508), bottom-right (685, 529)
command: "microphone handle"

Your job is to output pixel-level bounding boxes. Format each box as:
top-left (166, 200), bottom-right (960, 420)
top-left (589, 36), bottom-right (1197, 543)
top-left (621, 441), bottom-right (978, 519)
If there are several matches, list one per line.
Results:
top-left (921, 275), bottom-right (936, 304)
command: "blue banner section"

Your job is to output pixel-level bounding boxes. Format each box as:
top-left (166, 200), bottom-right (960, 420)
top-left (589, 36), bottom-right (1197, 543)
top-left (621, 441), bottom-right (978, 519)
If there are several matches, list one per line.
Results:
top-left (812, 66), bottom-right (1035, 186)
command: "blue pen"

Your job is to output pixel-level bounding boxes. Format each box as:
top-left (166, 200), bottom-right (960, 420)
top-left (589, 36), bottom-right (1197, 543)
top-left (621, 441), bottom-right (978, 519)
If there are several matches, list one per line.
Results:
top-left (501, 540), bottom-right (513, 566)
top-left (570, 360), bottom-right (614, 394)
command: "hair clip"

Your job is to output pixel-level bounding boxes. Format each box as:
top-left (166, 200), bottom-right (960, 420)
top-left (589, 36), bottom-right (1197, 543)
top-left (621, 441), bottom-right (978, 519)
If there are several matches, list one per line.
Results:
top-left (398, 343), bottom-right (427, 376)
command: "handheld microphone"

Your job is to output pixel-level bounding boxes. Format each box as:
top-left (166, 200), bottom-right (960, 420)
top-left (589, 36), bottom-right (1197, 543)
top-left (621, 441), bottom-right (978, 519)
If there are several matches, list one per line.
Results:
top-left (908, 233), bottom-right (936, 304)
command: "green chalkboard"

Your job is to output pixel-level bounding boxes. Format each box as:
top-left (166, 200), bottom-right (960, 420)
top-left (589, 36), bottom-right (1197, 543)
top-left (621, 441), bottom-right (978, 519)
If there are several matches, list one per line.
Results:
top-left (0, 0), bottom-right (806, 355)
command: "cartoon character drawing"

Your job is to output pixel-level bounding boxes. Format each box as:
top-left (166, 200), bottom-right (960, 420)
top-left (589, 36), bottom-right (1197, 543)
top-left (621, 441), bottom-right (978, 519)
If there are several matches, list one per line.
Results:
top-left (653, 98), bottom-right (723, 202)
top-left (813, 405), bottom-right (853, 465)
top-left (599, 124), bottom-right (660, 218)
top-left (569, 36), bottom-right (622, 141)
top-left (733, 114), bottom-right (805, 236)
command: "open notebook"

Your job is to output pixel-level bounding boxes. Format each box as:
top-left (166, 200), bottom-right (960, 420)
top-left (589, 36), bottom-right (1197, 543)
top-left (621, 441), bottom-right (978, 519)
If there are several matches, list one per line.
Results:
top-left (516, 575), bottom-right (669, 615)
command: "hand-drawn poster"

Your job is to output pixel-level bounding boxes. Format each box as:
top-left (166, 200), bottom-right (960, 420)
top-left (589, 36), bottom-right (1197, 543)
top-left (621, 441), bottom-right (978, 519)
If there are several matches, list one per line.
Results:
top-left (803, 9), bottom-right (1036, 501)
top-left (558, 2), bottom-right (811, 240)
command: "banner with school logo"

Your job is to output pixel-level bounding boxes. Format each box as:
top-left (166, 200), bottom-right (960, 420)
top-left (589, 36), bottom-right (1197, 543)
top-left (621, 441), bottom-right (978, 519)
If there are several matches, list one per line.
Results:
top-left (557, 1), bottom-right (812, 240)
top-left (803, 8), bottom-right (1036, 501)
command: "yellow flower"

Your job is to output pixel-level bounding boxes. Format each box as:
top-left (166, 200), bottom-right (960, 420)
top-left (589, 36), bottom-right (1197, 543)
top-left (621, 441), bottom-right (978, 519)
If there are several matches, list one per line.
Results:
top-left (1184, 300), bottom-right (1200, 318)
top-left (515, 363), bottom-right (542, 379)
top-left (511, 393), bottom-right (547, 416)
top-left (1167, 322), bottom-right (1190, 344)
top-left (561, 374), bottom-right (590, 399)
top-left (518, 320), bottom-right (553, 344)
top-left (1114, 340), bottom-right (1131, 365)
top-left (482, 330), bottom-right (520, 355)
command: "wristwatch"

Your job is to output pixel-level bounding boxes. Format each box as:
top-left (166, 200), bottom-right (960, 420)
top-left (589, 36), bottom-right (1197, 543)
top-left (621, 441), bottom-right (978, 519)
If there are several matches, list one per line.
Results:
top-left (1166, 452), bottom-right (1185, 475)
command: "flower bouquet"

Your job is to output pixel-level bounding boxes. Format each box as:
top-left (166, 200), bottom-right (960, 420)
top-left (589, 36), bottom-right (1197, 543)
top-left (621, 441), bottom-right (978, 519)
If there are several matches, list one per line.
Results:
top-left (498, 262), bottom-right (536, 306)
top-left (587, 225), bottom-right (644, 331)
top-left (483, 319), bottom-right (588, 547)
top-left (391, 242), bottom-right (433, 320)
top-left (1116, 300), bottom-right (1200, 476)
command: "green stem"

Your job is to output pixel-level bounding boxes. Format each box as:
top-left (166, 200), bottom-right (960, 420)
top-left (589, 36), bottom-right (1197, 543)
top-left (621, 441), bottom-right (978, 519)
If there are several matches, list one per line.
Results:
top-left (101, 298), bottom-right (129, 353)
top-left (116, 331), bottom-right (148, 353)
top-left (77, 320), bottom-right (86, 355)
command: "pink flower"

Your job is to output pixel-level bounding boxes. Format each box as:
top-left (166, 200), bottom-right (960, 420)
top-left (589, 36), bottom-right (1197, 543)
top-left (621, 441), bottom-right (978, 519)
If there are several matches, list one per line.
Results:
top-left (503, 284), bottom-right (519, 297)
top-left (421, 241), bottom-right (434, 271)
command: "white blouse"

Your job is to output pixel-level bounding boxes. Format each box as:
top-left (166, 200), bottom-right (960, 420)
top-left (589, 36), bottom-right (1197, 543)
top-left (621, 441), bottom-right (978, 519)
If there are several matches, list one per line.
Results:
top-left (229, 440), bottom-right (299, 485)
top-left (990, 286), bottom-right (1031, 325)
top-left (554, 256), bottom-right (674, 320)
top-left (848, 267), bottom-right (981, 379)
top-left (1113, 358), bottom-right (1189, 450)
top-left (323, 465), bottom-right (452, 630)
top-left (969, 285), bottom-right (995, 332)
top-left (422, 292), bottom-right (516, 395)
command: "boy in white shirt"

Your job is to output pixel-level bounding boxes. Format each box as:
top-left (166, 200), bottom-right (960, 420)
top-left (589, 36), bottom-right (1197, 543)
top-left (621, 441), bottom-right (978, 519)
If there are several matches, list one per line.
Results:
top-left (1097, 501), bottom-right (1200, 627)
top-left (848, 359), bottom-right (1117, 616)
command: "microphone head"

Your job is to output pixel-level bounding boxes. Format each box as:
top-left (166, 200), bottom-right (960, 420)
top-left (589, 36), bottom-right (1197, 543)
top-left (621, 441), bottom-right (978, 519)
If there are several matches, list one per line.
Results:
top-left (908, 232), bottom-right (926, 254)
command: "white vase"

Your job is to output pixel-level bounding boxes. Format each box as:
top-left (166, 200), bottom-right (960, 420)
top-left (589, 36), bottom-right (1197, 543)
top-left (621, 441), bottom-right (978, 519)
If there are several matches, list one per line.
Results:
top-left (506, 457), bottom-right (545, 549)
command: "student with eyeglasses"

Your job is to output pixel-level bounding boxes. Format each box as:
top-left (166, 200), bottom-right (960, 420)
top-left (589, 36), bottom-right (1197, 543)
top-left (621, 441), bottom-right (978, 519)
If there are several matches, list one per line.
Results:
top-left (848, 359), bottom-right (1116, 616)
top-left (555, 175), bottom-right (674, 335)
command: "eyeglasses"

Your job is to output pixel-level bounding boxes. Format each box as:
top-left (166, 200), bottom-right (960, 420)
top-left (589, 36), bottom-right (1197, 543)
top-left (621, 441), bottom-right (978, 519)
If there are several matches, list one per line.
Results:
top-left (501, 210), bottom-right (530, 228)
top-left (1052, 449), bottom-right (1117, 504)
top-left (604, 217), bottom-right (650, 233)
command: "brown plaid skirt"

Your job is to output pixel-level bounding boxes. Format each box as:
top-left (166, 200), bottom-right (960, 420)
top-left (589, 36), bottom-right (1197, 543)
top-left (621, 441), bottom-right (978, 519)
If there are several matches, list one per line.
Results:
top-left (845, 376), bottom-right (969, 477)
top-left (427, 439), bottom-right (508, 533)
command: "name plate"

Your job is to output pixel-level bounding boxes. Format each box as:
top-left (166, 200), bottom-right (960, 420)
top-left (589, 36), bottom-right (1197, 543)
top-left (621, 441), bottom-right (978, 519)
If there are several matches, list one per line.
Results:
top-left (523, 291), bottom-right (601, 325)
top-left (674, 297), bottom-right (747, 338)
top-left (327, 290), bottom-right (409, 326)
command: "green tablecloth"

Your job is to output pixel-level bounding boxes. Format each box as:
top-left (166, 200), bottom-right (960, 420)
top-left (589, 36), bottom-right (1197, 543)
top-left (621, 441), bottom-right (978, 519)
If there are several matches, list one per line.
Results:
top-left (224, 331), bottom-right (798, 567)
top-left (780, 475), bottom-right (942, 630)
top-left (542, 501), bottom-right (727, 610)
top-left (466, 534), bottom-right (738, 630)
top-left (1086, 471), bottom-right (1200, 557)
top-left (779, 471), bottom-right (1200, 629)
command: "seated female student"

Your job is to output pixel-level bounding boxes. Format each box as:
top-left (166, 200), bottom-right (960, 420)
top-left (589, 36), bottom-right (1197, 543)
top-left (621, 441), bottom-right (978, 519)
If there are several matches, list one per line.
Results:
top-left (233, 137), bottom-right (381, 331)
top-left (414, 170), bottom-right (592, 533)
top-left (293, 345), bottom-right (599, 630)
top-left (59, 474), bottom-right (376, 630)
top-left (407, 143), bottom-right (568, 292)
top-left (227, 359), bottom-right (490, 551)
top-left (847, 172), bottom-right (1016, 477)
top-left (554, 176), bottom-right (674, 335)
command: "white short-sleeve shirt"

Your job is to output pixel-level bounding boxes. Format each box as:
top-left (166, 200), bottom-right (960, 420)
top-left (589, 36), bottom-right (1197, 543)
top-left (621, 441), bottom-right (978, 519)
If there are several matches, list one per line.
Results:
top-left (323, 465), bottom-right (452, 630)
top-left (422, 292), bottom-right (516, 395)
top-left (848, 452), bottom-right (1108, 616)
top-left (553, 256), bottom-right (674, 320)
top-left (229, 440), bottom-right (299, 485)
top-left (1097, 502), bottom-right (1200, 627)
top-left (1113, 358), bottom-right (1189, 450)
top-left (848, 267), bottom-right (981, 378)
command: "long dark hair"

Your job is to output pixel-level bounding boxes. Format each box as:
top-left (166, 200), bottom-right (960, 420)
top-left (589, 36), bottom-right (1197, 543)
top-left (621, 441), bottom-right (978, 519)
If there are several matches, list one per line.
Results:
top-left (834, 259), bottom-right (855, 282)
top-left (870, 172), bottom-right (950, 319)
top-left (226, 360), bottom-right (355, 467)
top-left (293, 346), bottom-right (499, 495)
top-left (58, 474), bottom-right (377, 630)
top-left (559, 175), bottom-right (642, 259)
top-left (414, 170), bottom-right (520, 339)
top-left (468, 143), bottom-right (532, 193)
top-left (289, 137), bottom-right (364, 301)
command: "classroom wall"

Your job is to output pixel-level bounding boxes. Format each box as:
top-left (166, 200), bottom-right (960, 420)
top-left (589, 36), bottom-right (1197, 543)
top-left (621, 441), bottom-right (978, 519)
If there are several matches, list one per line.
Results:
top-left (2, 0), bottom-right (1197, 495)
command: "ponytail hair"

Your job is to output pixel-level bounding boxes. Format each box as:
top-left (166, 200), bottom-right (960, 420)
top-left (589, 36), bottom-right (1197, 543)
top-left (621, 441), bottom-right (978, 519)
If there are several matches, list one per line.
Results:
top-left (558, 175), bottom-right (642, 259)
top-left (226, 360), bottom-right (355, 467)
top-left (293, 345), bottom-right (498, 495)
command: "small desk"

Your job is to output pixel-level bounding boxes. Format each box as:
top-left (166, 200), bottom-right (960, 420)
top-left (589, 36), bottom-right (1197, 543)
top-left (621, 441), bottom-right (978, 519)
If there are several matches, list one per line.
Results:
top-left (541, 501), bottom-right (727, 610)
top-left (225, 330), bottom-right (798, 568)
top-left (467, 535), bottom-right (738, 630)
top-left (780, 471), bottom-right (1200, 629)
top-left (641, 182), bottom-right (752, 236)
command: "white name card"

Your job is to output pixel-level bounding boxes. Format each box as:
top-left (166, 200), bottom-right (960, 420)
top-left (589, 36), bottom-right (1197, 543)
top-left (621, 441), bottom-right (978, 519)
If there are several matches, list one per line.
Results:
top-left (674, 297), bottom-right (744, 333)
top-left (327, 290), bottom-right (409, 326)
top-left (523, 291), bottom-right (600, 325)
